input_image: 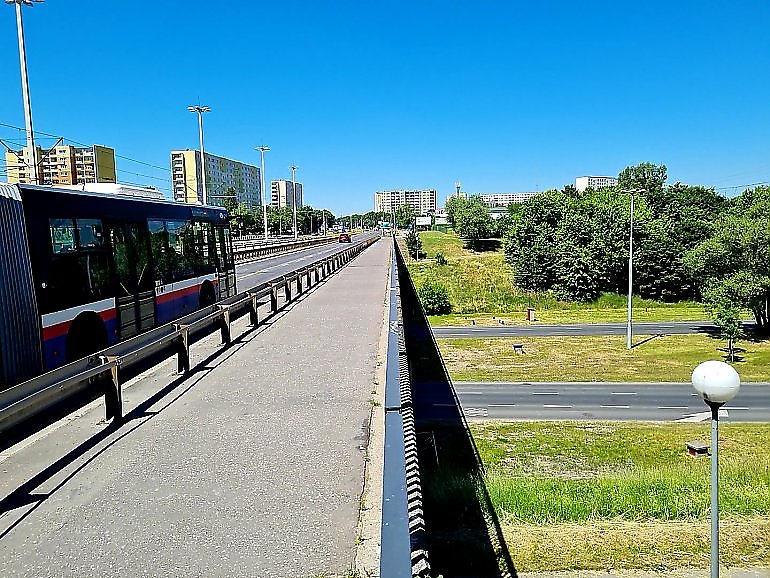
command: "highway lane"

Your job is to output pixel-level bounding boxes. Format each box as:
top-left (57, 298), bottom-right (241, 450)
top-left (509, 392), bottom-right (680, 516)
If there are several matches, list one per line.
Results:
top-left (431, 321), bottom-right (736, 338)
top-left (452, 381), bottom-right (770, 421)
top-left (235, 231), bottom-right (381, 291)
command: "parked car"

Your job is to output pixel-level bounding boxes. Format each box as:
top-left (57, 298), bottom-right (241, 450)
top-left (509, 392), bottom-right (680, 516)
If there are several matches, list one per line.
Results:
top-left (338, 233), bottom-right (352, 243)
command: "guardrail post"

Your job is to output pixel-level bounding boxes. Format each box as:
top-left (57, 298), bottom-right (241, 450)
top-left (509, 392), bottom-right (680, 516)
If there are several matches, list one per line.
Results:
top-left (270, 283), bottom-right (279, 312)
top-left (285, 280), bottom-right (291, 304)
top-left (248, 291), bottom-right (259, 326)
top-left (297, 270), bottom-right (304, 297)
top-left (219, 305), bottom-right (232, 344)
top-left (175, 324), bottom-right (190, 374)
top-left (100, 355), bottom-right (122, 421)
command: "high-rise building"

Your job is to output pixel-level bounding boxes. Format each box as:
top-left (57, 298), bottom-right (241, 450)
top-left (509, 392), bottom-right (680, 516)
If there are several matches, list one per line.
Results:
top-left (477, 192), bottom-right (538, 206)
top-left (575, 175), bottom-right (618, 192)
top-left (270, 179), bottom-right (303, 209)
top-left (4, 144), bottom-right (116, 185)
top-left (170, 150), bottom-right (261, 209)
top-left (374, 189), bottom-right (437, 215)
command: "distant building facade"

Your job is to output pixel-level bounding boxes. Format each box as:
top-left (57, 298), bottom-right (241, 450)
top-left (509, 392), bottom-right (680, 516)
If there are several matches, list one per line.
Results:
top-left (171, 150), bottom-right (261, 209)
top-left (374, 189), bottom-right (437, 215)
top-left (477, 192), bottom-right (538, 206)
top-left (5, 144), bottom-right (116, 185)
top-left (575, 176), bottom-right (618, 192)
top-left (270, 179), bottom-right (304, 209)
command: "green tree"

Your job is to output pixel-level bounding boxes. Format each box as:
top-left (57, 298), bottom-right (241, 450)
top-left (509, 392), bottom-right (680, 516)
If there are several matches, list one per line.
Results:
top-left (445, 195), bottom-right (468, 227)
top-left (618, 162), bottom-right (668, 205)
top-left (417, 281), bottom-right (452, 315)
top-left (405, 230), bottom-right (422, 259)
top-left (395, 204), bottom-right (415, 229)
top-left (454, 196), bottom-right (493, 249)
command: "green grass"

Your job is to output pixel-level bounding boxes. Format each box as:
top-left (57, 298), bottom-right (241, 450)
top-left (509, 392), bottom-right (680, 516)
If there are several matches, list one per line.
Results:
top-left (438, 334), bottom-right (770, 382)
top-left (468, 421), bottom-right (770, 571)
top-left (409, 231), bottom-right (708, 322)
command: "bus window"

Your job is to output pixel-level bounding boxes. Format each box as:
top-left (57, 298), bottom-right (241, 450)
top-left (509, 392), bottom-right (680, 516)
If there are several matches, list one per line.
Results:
top-left (43, 218), bottom-right (111, 313)
top-left (167, 220), bottom-right (200, 281)
top-left (193, 221), bottom-right (216, 275)
top-left (149, 220), bottom-right (169, 284)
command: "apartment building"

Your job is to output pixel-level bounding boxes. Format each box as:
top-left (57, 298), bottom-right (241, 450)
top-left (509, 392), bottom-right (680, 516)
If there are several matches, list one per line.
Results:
top-left (374, 189), bottom-right (437, 215)
top-left (575, 175), bottom-right (618, 192)
top-left (4, 144), bottom-right (116, 185)
top-left (170, 150), bottom-right (261, 209)
top-left (270, 179), bottom-right (303, 209)
top-left (478, 192), bottom-right (538, 206)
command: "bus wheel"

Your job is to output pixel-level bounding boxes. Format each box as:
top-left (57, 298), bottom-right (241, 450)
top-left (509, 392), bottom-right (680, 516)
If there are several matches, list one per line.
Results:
top-left (66, 312), bottom-right (108, 363)
top-left (199, 281), bottom-right (216, 308)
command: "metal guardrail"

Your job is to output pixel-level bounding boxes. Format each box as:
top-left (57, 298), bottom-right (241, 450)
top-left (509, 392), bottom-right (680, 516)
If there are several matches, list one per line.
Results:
top-left (381, 238), bottom-right (430, 578)
top-left (0, 236), bottom-right (379, 436)
top-left (232, 236), bottom-right (338, 263)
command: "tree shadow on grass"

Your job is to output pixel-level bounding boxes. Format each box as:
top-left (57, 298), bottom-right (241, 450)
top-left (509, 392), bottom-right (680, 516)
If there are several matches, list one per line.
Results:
top-left (396, 245), bottom-right (516, 578)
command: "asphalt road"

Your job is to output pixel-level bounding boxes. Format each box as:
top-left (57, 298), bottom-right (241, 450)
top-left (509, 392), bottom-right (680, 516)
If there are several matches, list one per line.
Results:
top-left (236, 231), bottom-right (381, 291)
top-left (451, 381), bottom-right (770, 421)
top-left (432, 320), bottom-right (732, 338)
top-left (0, 237), bottom-right (390, 578)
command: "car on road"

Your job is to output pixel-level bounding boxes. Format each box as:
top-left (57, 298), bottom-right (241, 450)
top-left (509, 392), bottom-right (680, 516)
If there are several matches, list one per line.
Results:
top-left (338, 233), bottom-right (352, 243)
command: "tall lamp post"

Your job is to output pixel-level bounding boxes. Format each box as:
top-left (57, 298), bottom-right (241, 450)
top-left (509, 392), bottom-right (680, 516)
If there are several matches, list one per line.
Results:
top-left (8, 0), bottom-right (43, 185)
top-left (188, 104), bottom-right (211, 204)
top-left (623, 188), bottom-right (643, 349)
top-left (290, 164), bottom-right (299, 240)
top-left (256, 145), bottom-right (270, 240)
top-left (691, 360), bottom-right (741, 578)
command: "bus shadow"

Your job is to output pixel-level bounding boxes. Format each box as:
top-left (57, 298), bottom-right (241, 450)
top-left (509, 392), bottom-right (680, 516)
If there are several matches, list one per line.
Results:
top-left (396, 248), bottom-right (517, 578)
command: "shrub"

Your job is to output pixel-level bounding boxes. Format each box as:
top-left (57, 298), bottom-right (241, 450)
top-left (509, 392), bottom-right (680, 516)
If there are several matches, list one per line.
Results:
top-left (435, 252), bottom-right (448, 265)
top-left (418, 281), bottom-right (452, 315)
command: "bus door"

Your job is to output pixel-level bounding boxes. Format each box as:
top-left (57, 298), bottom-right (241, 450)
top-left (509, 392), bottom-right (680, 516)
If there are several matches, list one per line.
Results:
top-left (214, 224), bottom-right (236, 299)
top-left (110, 223), bottom-right (156, 340)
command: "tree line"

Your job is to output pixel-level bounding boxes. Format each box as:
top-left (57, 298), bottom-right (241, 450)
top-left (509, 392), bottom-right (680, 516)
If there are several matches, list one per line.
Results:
top-left (441, 163), bottom-right (770, 337)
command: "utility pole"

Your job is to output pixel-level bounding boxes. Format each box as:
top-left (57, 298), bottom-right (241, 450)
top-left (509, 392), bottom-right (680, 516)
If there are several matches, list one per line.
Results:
top-left (256, 145), bottom-right (270, 240)
top-left (9, 0), bottom-right (43, 185)
top-left (624, 189), bottom-right (643, 349)
top-left (290, 164), bottom-right (299, 240)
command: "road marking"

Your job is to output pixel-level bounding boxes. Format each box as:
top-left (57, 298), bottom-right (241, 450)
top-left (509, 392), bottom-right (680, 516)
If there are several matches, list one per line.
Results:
top-left (600, 405), bottom-right (631, 408)
top-left (611, 392), bottom-right (638, 395)
top-left (532, 391), bottom-right (559, 395)
top-left (543, 404), bottom-right (573, 408)
top-left (489, 404), bottom-right (517, 407)
top-left (457, 391), bottom-right (483, 395)
top-left (463, 407), bottom-right (489, 417)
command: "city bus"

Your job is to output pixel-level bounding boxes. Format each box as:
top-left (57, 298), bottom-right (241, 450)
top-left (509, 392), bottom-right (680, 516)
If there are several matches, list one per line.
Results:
top-left (0, 183), bottom-right (237, 389)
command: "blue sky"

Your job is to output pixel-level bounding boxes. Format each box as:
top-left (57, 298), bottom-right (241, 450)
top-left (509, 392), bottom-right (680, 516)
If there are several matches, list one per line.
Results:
top-left (1, 1), bottom-right (768, 213)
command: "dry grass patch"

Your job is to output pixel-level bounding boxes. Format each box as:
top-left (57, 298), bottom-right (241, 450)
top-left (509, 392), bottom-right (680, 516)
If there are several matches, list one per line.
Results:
top-left (504, 518), bottom-right (770, 572)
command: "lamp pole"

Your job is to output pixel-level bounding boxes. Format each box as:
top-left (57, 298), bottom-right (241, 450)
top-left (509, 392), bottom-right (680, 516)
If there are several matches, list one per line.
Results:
top-left (623, 188), bottom-right (643, 349)
top-left (692, 361), bottom-right (741, 578)
top-left (8, 0), bottom-right (43, 185)
top-left (188, 104), bottom-right (211, 204)
top-left (290, 164), bottom-right (299, 240)
top-left (256, 145), bottom-right (270, 240)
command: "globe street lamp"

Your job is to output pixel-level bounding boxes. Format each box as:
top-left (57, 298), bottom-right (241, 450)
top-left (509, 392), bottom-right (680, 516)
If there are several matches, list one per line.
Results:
top-left (187, 105), bottom-right (210, 204)
top-left (255, 145), bottom-right (270, 240)
top-left (7, 0), bottom-right (43, 185)
top-left (691, 360), bottom-right (741, 578)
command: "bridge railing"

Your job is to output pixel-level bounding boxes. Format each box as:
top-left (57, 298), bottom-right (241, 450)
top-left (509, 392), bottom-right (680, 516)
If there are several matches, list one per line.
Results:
top-left (233, 235), bottom-right (338, 263)
top-left (0, 236), bottom-right (379, 436)
top-left (380, 237), bottom-right (430, 577)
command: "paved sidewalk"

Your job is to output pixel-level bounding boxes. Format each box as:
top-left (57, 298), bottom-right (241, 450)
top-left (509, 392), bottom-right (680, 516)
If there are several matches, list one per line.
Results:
top-left (0, 239), bottom-right (390, 577)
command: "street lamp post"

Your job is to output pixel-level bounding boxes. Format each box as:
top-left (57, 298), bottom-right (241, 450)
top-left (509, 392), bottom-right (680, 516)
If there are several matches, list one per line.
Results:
top-left (187, 104), bottom-right (211, 204)
top-left (290, 164), bottom-right (298, 240)
top-left (256, 146), bottom-right (270, 240)
top-left (623, 188), bottom-right (643, 349)
top-left (691, 360), bottom-right (741, 578)
top-left (8, 0), bottom-right (43, 185)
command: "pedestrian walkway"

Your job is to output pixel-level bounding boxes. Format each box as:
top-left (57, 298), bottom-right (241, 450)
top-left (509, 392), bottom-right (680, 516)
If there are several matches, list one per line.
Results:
top-left (0, 239), bottom-right (390, 578)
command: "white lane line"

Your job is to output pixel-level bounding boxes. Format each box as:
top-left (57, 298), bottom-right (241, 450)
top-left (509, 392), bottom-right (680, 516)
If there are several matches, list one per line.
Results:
top-left (728, 407), bottom-right (750, 410)
top-left (489, 404), bottom-right (517, 407)
top-left (658, 406), bottom-right (689, 410)
top-left (600, 405), bottom-right (631, 408)
top-left (532, 391), bottom-right (559, 395)
top-left (543, 404), bottom-right (573, 408)
top-left (611, 392), bottom-right (638, 395)
top-left (457, 391), bottom-right (483, 395)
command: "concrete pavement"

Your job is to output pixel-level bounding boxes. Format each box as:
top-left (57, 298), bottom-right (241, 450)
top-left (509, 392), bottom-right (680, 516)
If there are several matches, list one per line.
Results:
top-left (0, 238), bottom-right (390, 577)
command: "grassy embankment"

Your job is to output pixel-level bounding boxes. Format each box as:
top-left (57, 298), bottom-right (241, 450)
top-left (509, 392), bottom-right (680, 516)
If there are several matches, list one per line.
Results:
top-left (439, 334), bottom-right (770, 382)
top-left (408, 231), bottom-right (708, 325)
top-left (465, 421), bottom-right (770, 572)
